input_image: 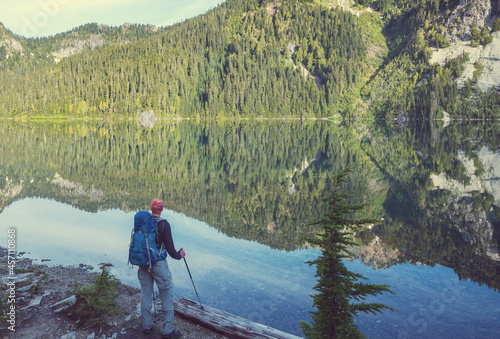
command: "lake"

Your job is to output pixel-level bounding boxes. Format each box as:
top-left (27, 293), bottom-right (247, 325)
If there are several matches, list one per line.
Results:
top-left (0, 119), bottom-right (499, 338)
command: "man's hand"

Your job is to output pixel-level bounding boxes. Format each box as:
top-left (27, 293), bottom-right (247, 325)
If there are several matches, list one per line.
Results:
top-left (179, 248), bottom-right (186, 258)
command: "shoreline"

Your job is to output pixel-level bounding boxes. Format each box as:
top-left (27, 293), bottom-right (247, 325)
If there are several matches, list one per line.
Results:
top-left (1, 115), bottom-right (498, 122)
top-left (0, 247), bottom-right (229, 339)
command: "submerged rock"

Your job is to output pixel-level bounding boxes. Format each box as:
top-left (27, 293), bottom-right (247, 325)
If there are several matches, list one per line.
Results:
top-left (396, 111), bottom-right (406, 127)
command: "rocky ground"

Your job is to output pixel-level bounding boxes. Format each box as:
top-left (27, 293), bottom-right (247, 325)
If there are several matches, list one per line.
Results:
top-left (429, 31), bottom-right (500, 91)
top-left (0, 248), bottom-right (228, 339)
top-left (429, 0), bottom-right (500, 91)
top-left (430, 147), bottom-right (500, 205)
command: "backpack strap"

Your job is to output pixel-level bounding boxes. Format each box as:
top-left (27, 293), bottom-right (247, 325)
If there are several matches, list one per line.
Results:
top-left (155, 218), bottom-right (167, 250)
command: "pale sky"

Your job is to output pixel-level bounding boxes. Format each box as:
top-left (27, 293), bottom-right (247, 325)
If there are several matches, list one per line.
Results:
top-left (0, 0), bottom-right (224, 37)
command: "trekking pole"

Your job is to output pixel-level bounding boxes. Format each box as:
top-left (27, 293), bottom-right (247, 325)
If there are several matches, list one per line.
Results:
top-left (180, 249), bottom-right (204, 310)
top-left (153, 292), bottom-right (157, 317)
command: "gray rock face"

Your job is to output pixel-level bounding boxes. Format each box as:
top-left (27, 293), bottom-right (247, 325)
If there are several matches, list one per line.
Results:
top-left (446, 196), bottom-right (493, 251)
top-left (443, 0), bottom-right (494, 43)
top-left (52, 35), bottom-right (105, 63)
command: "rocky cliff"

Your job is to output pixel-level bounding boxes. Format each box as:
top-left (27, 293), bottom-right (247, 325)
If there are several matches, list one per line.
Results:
top-left (0, 23), bottom-right (24, 58)
top-left (446, 195), bottom-right (494, 249)
top-left (0, 22), bottom-right (162, 64)
top-left (442, 0), bottom-right (497, 42)
top-left (430, 0), bottom-right (500, 90)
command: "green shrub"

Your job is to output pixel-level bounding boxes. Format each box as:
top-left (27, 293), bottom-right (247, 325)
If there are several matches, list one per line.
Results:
top-left (471, 25), bottom-right (481, 41)
top-left (480, 26), bottom-right (493, 45)
top-left (70, 268), bottom-right (120, 327)
top-left (0, 293), bottom-right (10, 322)
top-left (428, 189), bottom-right (452, 209)
top-left (473, 157), bottom-right (485, 177)
top-left (492, 19), bottom-right (500, 33)
top-left (482, 193), bottom-right (495, 211)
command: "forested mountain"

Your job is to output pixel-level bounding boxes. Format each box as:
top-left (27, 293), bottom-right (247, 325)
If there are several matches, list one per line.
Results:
top-left (1, 118), bottom-right (498, 289)
top-left (0, 119), bottom-right (384, 251)
top-left (0, 22), bottom-right (164, 66)
top-left (0, 0), bottom-right (499, 118)
top-left (360, 0), bottom-right (500, 119)
top-left (0, 0), bottom-right (377, 117)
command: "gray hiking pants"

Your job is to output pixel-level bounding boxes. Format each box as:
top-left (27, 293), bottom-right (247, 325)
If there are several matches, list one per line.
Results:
top-left (138, 260), bottom-right (174, 335)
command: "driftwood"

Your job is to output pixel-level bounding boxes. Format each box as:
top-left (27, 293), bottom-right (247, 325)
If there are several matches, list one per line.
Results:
top-left (174, 298), bottom-right (302, 339)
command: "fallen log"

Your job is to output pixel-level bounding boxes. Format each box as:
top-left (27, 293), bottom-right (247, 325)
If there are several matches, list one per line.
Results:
top-left (174, 298), bottom-right (303, 339)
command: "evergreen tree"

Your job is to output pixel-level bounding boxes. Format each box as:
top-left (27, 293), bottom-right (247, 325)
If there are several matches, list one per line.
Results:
top-left (300, 166), bottom-right (396, 339)
top-left (471, 24), bottom-right (481, 42)
top-left (480, 26), bottom-right (493, 45)
top-left (492, 18), bottom-right (500, 33)
top-left (0, 45), bottom-right (6, 60)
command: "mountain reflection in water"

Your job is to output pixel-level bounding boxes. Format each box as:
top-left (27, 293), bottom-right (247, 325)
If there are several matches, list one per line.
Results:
top-left (0, 119), bottom-right (499, 337)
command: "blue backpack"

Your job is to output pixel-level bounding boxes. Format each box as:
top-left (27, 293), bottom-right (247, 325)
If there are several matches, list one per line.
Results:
top-left (128, 211), bottom-right (168, 270)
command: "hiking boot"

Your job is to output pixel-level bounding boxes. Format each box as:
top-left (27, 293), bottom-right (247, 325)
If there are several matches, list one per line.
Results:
top-left (161, 330), bottom-right (182, 339)
top-left (141, 327), bottom-right (152, 335)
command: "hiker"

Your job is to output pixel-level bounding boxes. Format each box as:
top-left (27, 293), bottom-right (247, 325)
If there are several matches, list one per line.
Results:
top-left (138, 198), bottom-right (185, 339)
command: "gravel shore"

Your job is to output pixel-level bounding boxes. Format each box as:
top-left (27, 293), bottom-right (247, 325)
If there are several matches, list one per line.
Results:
top-left (0, 248), bottom-right (228, 339)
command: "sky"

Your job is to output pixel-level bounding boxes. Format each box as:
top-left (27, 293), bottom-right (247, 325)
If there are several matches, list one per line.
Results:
top-left (0, 0), bottom-right (224, 37)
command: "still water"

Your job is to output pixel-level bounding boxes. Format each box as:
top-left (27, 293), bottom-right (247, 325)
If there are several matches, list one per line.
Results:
top-left (0, 119), bottom-right (499, 338)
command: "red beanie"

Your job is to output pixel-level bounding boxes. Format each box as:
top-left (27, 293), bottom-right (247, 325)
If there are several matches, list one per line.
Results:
top-left (150, 199), bottom-right (164, 214)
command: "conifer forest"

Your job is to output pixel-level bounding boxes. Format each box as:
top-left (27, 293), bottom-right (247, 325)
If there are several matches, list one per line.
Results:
top-left (1, 0), bottom-right (500, 338)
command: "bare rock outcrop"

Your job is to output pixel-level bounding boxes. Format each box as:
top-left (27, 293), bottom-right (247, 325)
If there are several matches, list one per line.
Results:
top-left (137, 109), bottom-right (157, 129)
top-left (442, 0), bottom-right (496, 43)
top-left (446, 196), bottom-right (494, 252)
top-left (351, 236), bottom-right (401, 269)
top-left (0, 37), bottom-right (25, 58)
top-left (52, 35), bottom-right (104, 63)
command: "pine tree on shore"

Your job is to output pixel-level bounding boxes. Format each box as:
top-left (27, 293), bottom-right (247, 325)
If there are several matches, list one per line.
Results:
top-left (300, 166), bottom-right (396, 338)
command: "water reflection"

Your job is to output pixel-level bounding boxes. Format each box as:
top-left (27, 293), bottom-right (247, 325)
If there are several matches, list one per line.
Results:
top-left (0, 197), bottom-right (318, 335)
top-left (0, 119), bottom-right (499, 337)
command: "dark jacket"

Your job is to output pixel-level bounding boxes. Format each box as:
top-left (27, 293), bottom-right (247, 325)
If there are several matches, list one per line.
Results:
top-left (155, 217), bottom-right (182, 260)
